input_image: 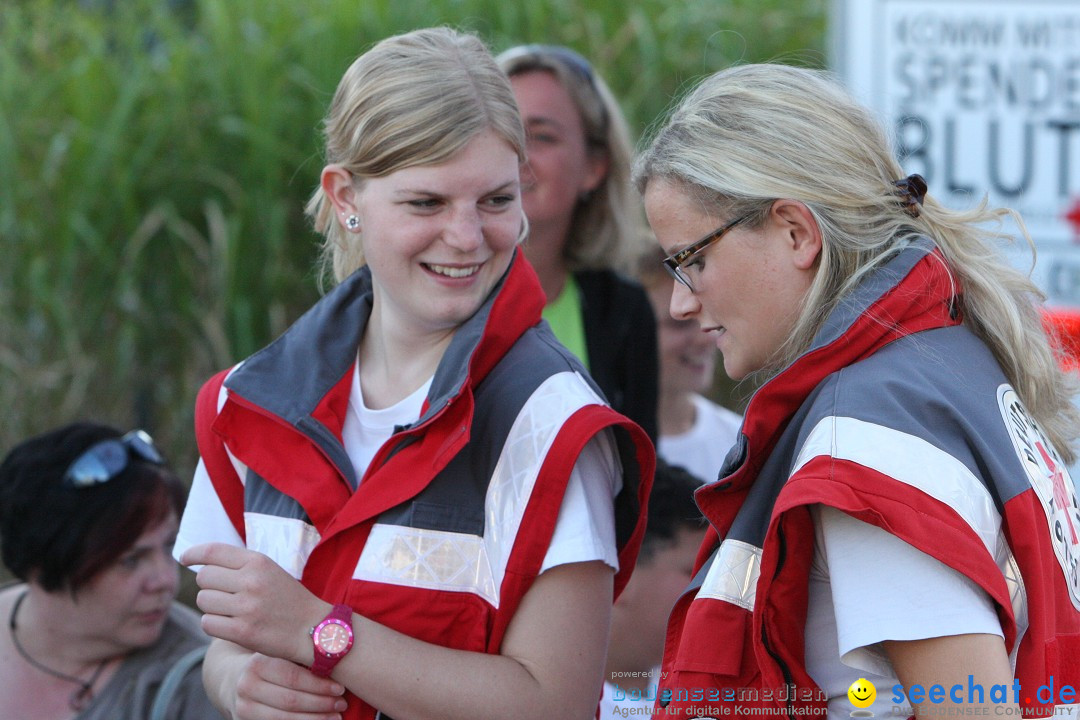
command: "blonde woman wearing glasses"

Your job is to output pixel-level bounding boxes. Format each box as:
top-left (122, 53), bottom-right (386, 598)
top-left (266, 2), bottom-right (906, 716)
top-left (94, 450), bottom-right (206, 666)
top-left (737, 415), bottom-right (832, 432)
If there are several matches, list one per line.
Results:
top-left (636, 247), bottom-right (742, 486)
top-left (635, 63), bottom-right (1080, 719)
top-left (497, 44), bottom-right (659, 442)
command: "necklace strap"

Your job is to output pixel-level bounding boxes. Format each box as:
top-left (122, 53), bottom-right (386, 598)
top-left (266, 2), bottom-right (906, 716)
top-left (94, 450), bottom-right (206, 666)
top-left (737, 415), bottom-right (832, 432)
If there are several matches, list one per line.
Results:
top-left (9, 590), bottom-right (111, 711)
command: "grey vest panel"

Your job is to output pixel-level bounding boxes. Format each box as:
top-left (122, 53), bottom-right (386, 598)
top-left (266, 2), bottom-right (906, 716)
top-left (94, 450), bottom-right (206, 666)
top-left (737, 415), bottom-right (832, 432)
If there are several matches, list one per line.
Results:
top-left (245, 468), bottom-right (310, 522)
top-left (718, 323), bottom-right (1025, 554)
top-left (810, 239), bottom-right (934, 352)
top-left (796, 324), bottom-right (1026, 505)
top-left (226, 258), bottom-right (645, 548)
top-left (377, 322), bottom-right (589, 537)
top-left (720, 383), bottom-right (826, 549)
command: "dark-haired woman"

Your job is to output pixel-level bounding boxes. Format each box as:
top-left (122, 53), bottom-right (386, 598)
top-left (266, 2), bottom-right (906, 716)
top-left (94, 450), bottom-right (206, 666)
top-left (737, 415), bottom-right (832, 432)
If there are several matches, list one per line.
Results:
top-left (0, 422), bottom-right (221, 720)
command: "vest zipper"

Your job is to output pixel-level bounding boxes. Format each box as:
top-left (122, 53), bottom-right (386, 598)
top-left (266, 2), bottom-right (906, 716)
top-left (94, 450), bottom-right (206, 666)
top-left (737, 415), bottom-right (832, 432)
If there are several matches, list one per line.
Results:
top-left (362, 395), bottom-right (457, 479)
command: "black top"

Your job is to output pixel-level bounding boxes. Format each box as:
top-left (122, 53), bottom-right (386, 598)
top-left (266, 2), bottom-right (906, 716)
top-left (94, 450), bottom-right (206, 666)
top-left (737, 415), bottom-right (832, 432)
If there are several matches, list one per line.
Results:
top-left (575, 268), bottom-right (659, 442)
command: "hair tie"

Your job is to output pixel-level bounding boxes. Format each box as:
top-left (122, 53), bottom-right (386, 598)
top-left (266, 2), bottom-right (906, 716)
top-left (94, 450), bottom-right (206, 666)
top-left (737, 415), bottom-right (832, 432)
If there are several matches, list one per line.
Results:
top-left (893, 174), bottom-right (928, 217)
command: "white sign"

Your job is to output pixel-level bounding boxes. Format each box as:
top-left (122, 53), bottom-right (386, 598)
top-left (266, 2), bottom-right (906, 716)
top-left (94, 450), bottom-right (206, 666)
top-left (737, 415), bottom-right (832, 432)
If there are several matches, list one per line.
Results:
top-left (831, 0), bottom-right (1080, 308)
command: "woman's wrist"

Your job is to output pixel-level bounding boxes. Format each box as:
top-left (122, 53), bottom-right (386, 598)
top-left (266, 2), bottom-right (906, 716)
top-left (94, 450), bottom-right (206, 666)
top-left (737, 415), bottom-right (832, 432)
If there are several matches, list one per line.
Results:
top-left (203, 640), bottom-right (248, 718)
top-left (297, 599), bottom-right (335, 668)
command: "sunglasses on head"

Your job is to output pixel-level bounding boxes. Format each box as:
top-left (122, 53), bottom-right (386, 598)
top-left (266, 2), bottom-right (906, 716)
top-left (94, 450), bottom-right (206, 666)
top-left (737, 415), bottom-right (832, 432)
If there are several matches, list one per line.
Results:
top-left (62, 429), bottom-right (165, 489)
top-left (499, 43), bottom-right (610, 142)
top-left (500, 44), bottom-right (597, 84)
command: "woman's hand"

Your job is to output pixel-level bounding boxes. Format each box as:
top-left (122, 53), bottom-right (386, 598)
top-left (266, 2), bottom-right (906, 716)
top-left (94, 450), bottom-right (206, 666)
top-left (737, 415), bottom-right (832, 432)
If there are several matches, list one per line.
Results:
top-left (186, 544), bottom-right (615, 720)
top-left (181, 542), bottom-right (328, 666)
top-left (204, 640), bottom-right (349, 720)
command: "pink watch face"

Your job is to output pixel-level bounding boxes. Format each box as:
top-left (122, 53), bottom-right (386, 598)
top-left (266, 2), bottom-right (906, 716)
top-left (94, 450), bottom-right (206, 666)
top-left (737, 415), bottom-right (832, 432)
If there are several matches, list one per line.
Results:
top-left (316, 619), bottom-right (352, 655)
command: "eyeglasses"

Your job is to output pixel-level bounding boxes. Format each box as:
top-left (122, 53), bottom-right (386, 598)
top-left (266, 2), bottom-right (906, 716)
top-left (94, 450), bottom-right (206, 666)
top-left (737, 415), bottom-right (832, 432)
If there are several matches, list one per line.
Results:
top-left (498, 44), bottom-right (597, 84)
top-left (62, 430), bottom-right (165, 488)
top-left (661, 212), bottom-right (753, 292)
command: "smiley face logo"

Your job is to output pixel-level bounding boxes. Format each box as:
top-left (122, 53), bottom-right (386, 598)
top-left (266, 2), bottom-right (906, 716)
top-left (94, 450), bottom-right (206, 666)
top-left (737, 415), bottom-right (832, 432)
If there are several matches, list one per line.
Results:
top-left (848, 678), bottom-right (876, 708)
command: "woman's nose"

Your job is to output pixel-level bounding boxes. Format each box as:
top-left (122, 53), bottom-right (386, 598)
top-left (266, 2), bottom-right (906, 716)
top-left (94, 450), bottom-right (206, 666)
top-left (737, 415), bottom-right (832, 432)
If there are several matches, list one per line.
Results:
top-left (443, 207), bottom-right (484, 251)
top-left (669, 280), bottom-right (699, 321)
top-left (146, 550), bottom-right (180, 594)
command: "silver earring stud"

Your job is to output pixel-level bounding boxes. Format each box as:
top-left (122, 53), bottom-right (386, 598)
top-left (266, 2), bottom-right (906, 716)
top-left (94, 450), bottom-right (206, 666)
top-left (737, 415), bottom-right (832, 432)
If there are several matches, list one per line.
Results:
top-left (345, 214), bottom-right (361, 231)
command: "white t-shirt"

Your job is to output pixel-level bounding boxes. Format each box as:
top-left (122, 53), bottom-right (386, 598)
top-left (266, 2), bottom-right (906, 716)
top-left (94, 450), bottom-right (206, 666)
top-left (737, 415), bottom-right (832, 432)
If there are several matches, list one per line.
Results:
top-left (176, 366), bottom-right (622, 576)
top-left (657, 394), bottom-right (742, 484)
top-left (342, 372), bottom-right (432, 483)
top-left (805, 504), bottom-right (1004, 719)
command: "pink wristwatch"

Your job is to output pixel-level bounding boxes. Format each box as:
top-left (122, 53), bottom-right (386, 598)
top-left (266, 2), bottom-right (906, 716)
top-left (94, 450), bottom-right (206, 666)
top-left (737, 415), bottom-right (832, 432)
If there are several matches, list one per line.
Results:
top-left (310, 603), bottom-right (354, 677)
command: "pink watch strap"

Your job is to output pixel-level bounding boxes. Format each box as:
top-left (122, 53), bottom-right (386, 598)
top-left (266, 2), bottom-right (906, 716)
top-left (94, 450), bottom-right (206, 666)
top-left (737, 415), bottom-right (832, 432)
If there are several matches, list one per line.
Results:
top-left (310, 603), bottom-right (354, 678)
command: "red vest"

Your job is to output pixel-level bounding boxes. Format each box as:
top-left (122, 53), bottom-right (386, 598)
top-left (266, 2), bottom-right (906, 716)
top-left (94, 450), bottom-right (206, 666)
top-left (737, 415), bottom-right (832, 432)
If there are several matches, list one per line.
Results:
top-left (194, 254), bottom-right (655, 719)
top-left (658, 244), bottom-right (1080, 719)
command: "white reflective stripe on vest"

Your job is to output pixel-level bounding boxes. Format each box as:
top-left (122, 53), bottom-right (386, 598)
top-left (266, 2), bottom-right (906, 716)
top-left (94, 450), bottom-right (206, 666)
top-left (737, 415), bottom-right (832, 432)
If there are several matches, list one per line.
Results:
top-left (352, 371), bottom-right (605, 608)
top-left (698, 539), bottom-right (762, 612)
top-left (791, 414), bottom-right (1028, 668)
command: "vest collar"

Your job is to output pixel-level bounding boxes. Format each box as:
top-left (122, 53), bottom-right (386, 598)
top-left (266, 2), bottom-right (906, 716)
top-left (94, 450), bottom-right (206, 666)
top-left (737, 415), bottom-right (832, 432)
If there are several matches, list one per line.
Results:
top-left (699, 239), bottom-right (963, 512)
top-left (224, 248), bottom-right (544, 429)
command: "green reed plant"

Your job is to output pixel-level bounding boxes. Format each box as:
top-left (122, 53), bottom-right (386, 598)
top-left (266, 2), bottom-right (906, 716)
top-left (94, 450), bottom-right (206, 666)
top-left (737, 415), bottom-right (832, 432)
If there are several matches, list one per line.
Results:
top-left (1, 0), bottom-right (825, 477)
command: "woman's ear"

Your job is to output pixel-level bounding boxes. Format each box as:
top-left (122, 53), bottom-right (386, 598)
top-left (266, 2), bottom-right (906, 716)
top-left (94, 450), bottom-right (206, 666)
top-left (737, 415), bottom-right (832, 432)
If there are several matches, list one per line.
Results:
top-left (580, 148), bottom-right (610, 196)
top-left (770, 199), bottom-right (822, 271)
top-left (321, 165), bottom-right (359, 225)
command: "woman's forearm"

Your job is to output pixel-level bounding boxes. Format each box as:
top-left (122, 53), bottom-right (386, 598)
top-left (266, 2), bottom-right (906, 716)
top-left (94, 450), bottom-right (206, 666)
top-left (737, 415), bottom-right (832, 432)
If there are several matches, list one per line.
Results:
top-left (187, 541), bottom-right (613, 720)
top-left (329, 561), bottom-right (613, 720)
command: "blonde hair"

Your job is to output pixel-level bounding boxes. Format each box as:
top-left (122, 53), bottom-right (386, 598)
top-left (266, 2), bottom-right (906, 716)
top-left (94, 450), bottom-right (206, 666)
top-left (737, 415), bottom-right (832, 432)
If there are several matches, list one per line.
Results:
top-left (634, 63), bottom-right (1078, 463)
top-left (497, 45), bottom-right (646, 273)
top-left (306, 27), bottom-right (526, 284)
